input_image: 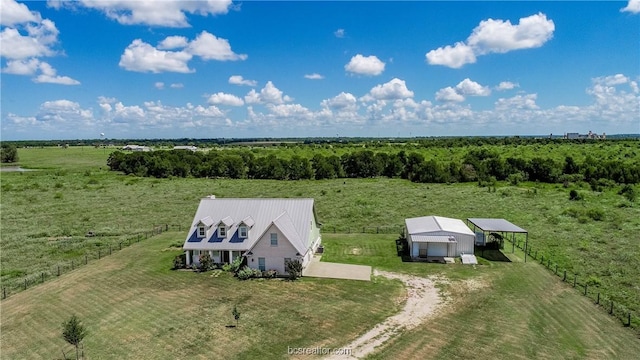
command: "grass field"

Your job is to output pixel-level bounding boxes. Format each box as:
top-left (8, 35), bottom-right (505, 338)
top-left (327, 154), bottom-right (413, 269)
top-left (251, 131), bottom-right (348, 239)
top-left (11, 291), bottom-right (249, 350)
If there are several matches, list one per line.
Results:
top-left (1, 145), bottom-right (639, 355)
top-left (0, 231), bottom-right (404, 359)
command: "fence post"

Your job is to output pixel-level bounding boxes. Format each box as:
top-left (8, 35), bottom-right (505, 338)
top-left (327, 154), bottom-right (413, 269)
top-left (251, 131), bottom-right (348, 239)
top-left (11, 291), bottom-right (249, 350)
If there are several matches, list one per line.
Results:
top-left (98, 249), bottom-right (101, 259)
top-left (119, 242), bottom-right (122, 250)
top-left (376, 227), bottom-right (379, 234)
top-left (2, 287), bottom-right (5, 299)
top-left (627, 313), bottom-right (632, 327)
top-left (362, 227), bottom-right (365, 233)
top-left (547, 259), bottom-right (550, 269)
top-left (85, 254), bottom-right (88, 265)
top-left (540, 255), bottom-right (544, 264)
top-left (610, 301), bottom-right (614, 314)
top-left (563, 270), bottom-right (566, 281)
top-left (584, 284), bottom-right (588, 296)
top-left (573, 275), bottom-right (577, 287)
top-left (596, 292), bottom-right (600, 304)
top-left (109, 245), bottom-right (112, 255)
top-left (57, 265), bottom-right (60, 276)
top-left (24, 279), bottom-right (27, 290)
top-left (41, 272), bottom-right (45, 283)
top-left (166, 224), bottom-right (169, 231)
top-left (555, 264), bottom-right (558, 275)
top-left (71, 260), bottom-right (74, 270)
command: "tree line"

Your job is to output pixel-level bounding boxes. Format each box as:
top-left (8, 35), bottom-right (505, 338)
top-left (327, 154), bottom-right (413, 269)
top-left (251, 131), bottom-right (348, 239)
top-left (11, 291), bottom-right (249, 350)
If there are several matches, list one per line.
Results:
top-left (107, 148), bottom-right (640, 185)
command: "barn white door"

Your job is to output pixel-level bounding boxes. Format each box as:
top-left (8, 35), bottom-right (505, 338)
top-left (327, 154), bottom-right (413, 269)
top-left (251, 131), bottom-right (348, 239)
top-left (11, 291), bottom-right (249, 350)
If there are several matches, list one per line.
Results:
top-left (428, 243), bottom-right (448, 257)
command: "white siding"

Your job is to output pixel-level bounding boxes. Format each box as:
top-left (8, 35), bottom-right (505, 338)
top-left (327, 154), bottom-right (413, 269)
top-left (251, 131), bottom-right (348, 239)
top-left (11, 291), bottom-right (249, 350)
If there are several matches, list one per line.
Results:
top-left (410, 231), bottom-right (475, 257)
top-left (248, 224), bottom-right (299, 274)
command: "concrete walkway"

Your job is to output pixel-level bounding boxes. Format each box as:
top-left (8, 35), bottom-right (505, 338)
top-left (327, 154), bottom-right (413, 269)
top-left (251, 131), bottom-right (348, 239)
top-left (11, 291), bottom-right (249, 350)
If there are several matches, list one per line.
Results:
top-left (303, 255), bottom-right (371, 281)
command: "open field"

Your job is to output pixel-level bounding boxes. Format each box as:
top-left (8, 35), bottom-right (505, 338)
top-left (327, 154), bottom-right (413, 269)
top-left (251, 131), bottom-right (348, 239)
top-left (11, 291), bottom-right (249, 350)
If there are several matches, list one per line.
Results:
top-left (1, 146), bottom-right (639, 337)
top-left (323, 234), bottom-right (640, 359)
top-left (0, 232), bottom-right (404, 359)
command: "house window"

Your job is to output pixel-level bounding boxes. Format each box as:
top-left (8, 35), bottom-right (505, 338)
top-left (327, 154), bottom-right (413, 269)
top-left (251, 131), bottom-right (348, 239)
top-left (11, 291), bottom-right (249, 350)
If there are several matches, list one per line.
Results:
top-left (270, 233), bottom-right (278, 246)
top-left (284, 258), bottom-right (291, 272)
top-left (239, 226), bottom-right (248, 238)
top-left (219, 225), bottom-right (226, 237)
top-left (258, 257), bottom-right (266, 271)
top-left (198, 226), bottom-right (205, 238)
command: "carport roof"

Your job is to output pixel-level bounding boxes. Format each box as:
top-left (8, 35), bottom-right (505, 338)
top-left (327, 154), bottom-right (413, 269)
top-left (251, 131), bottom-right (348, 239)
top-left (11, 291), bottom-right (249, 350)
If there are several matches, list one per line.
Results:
top-left (466, 218), bottom-right (527, 233)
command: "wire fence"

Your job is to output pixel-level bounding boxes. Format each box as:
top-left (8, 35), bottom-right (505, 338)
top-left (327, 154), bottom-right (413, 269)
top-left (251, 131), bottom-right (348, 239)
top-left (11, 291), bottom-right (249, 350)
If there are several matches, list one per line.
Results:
top-left (1, 224), bottom-right (181, 301)
top-left (324, 225), bottom-right (404, 235)
top-left (509, 237), bottom-right (639, 333)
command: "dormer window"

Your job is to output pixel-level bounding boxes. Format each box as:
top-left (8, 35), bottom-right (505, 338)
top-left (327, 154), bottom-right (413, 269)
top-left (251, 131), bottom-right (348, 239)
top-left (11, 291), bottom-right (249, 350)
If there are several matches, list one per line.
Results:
top-left (218, 225), bottom-right (226, 238)
top-left (239, 226), bottom-right (248, 238)
top-left (198, 225), bottom-right (206, 238)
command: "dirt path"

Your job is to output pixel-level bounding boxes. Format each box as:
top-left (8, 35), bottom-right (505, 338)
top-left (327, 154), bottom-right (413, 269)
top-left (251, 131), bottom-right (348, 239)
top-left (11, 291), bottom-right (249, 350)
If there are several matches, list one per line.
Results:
top-left (325, 270), bottom-right (444, 359)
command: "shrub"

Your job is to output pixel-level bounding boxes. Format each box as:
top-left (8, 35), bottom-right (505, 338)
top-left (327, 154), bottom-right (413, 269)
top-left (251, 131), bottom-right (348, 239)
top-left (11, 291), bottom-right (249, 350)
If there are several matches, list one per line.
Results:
top-left (229, 257), bottom-right (243, 274)
top-left (172, 254), bottom-right (186, 270)
top-left (568, 189), bottom-right (582, 201)
top-left (586, 208), bottom-right (605, 221)
top-left (507, 172), bottom-right (525, 186)
top-left (619, 185), bottom-right (636, 202)
top-left (237, 266), bottom-right (254, 280)
top-left (198, 252), bottom-right (213, 272)
top-left (262, 269), bottom-right (277, 278)
top-left (285, 259), bottom-right (303, 280)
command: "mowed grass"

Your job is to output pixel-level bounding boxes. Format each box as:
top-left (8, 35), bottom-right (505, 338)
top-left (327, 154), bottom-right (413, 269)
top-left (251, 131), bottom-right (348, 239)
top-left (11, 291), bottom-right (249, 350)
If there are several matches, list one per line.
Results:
top-left (322, 234), bottom-right (640, 359)
top-left (0, 231), bottom-right (403, 359)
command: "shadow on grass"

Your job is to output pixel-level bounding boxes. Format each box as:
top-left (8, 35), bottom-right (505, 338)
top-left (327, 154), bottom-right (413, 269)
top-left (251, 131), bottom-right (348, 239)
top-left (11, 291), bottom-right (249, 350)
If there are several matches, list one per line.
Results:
top-left (476, 249), bottom-right (511, 262)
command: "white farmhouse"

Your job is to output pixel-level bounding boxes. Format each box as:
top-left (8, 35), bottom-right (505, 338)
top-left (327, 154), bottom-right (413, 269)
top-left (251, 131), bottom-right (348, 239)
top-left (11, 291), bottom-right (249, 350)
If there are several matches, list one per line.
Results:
top-left (183, 196), bottom-right (322, 275)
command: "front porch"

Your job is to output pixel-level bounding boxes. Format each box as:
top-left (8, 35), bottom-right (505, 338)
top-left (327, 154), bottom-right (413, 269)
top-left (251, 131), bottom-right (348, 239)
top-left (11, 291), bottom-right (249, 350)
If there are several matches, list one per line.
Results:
top-left (186, 249), bottom-right (245, 266)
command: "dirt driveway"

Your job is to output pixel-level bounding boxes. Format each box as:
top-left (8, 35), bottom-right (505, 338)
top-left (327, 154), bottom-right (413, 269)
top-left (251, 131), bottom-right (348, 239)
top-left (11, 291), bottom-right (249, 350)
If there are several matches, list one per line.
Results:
top-left (303, 255), bottom-right (371, 281)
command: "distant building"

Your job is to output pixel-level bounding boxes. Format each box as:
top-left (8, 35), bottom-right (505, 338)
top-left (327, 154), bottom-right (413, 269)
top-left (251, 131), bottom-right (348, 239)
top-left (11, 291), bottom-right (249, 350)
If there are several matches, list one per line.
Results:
top-left (122, 144), bottom-right (151, 152)
top-left (173, 145), bottom-right (198, 151)
top-left (563, 131), bottom-right (605, 140)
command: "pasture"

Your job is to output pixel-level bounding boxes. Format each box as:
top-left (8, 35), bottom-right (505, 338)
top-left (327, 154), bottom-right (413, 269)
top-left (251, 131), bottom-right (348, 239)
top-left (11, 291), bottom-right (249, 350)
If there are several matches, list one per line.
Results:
top-left (0, 145), bottom-right (639, 356)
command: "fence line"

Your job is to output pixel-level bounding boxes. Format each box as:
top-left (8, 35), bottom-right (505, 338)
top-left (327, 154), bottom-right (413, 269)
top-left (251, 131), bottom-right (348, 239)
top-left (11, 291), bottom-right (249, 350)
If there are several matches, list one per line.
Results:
top-left (509, 237), bottom-right (638, 332)
top-left (1, 224), bottom-right (172, 301)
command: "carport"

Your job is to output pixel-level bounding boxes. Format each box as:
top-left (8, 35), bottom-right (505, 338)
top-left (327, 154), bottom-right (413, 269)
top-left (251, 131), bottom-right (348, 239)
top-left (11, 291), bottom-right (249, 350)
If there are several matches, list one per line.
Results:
top-left (466, 218), bottom-right (529, 262)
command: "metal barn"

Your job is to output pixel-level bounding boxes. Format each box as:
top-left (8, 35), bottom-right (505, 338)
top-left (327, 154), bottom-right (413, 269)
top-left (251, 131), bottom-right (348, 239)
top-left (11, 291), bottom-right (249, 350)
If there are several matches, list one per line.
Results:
top-left (405, 216), bottom-right (476, 259)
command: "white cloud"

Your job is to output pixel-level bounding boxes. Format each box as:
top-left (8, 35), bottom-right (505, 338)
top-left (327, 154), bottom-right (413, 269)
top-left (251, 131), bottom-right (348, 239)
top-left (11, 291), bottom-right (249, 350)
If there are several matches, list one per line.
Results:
top-left (495, 94), bottom-right (539, 110)
top-left (468, 13), bottom-right (555, 54)
top-left (155, 82), bottom-right (165, 89)
top-left (243, 82), bottom-right (290, 105)
top-left (119, 39), bottom-right (193, 73)
top-left (426, 13), bottom-right (554, 68)
top-left (207, 92), bottom-right (244, 106)
top-left (435, 87), bottom-right (465, 102)
top-left (362, 78), bottom-right (414, 102)
top-left (435, 79), bottom-right (489, 102)
top-left (621, 0), bottom-right (640, 13)
top-left (425, 42), bottom-right (476, 69)
top-left (496, 81), bottom-right (519, 91)
top-left (33, 62), bottom-right (80, 85)
top-left (2, 58), bottom-right (40, 75)
top-left (0, 23), bottom-right (58, 59)
top-left (67, 0), bottom-right (233, 27)
top-left (158, 35), bottom-right (189, 50)
top-left (597, 74), bottom-right (631, 86)
top-left (304, 73), bottom-right (324, 80)
top-left (229, 75), bottom-right (257, 86)
top-left (170, 83), bottom-right (184, 89)
top-left (186, 31), bottom-right (247, 61)
top-left (321, 92), bottom-right (358, 112)
top-left (334, 28), bottom-right (345, 38)
top-left (345, 54), bottom-right (385, 76)
top-left (455, 78), bottom-right (491, 96)
top-left (0, 0), bottom-right (41, 26)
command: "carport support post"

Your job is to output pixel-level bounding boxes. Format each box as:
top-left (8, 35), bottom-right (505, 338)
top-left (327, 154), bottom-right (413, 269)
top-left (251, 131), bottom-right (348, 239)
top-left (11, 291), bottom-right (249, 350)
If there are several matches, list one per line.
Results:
top-left (524, 233), bottom-right (528, 263)
top-left (512, 233), bottom-right (515, 254)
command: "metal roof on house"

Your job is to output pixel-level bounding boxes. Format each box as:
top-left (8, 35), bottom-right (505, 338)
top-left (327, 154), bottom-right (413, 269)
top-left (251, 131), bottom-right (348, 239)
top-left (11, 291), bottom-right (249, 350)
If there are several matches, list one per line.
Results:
top-left (466, 218), bottom-right (527, 233)
top-left (405, 215), bottom-right (474, 236)
top-left (411, 235), bottom-right (457, 243)
top-left (183, 197), bottom-right (316, 252)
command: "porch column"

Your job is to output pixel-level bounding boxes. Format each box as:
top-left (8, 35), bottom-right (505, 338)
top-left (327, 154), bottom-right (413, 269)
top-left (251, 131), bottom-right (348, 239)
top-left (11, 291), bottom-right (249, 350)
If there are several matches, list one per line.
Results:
top-left (229, 250), bottom-right (233, 263)
top-left (186, 250), bottom-right (191, 266)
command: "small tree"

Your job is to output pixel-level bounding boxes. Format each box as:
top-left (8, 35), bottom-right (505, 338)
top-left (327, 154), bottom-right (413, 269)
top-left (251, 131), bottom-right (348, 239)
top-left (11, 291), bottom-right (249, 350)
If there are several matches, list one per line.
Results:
top-left (0, 144), bottom-right (18, 163)
top-left (232, 305), bottom-right (240, 327)
top-left (198, 252), bottom-right (212, 272)
top-left (62, 315), bottom-right (86, 360)
top-left (285, 259), bottom-right (303, 280)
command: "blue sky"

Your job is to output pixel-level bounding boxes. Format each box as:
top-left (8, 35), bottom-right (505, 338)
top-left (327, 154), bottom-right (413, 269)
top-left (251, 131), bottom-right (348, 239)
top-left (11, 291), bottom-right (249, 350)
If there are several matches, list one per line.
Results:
top-left (1, 0), bottom-right (639, 140)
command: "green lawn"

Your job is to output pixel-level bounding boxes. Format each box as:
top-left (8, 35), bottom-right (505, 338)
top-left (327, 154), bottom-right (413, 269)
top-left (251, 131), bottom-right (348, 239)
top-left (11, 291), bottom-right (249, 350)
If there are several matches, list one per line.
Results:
top-left (0, 232), bottom-right (404, 359)
top-left (321, 234), bottom-right (640, 359)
